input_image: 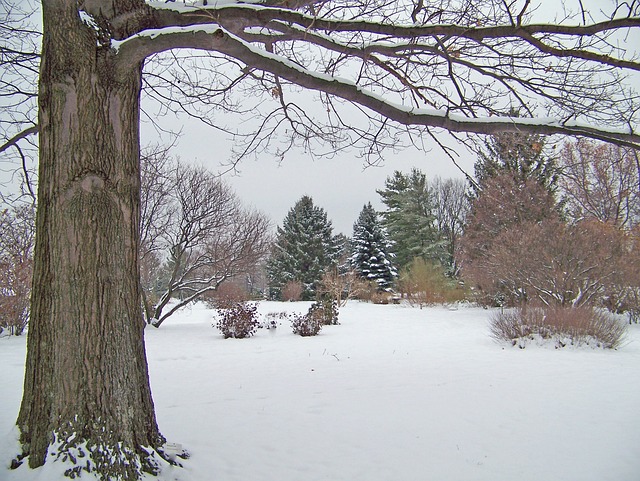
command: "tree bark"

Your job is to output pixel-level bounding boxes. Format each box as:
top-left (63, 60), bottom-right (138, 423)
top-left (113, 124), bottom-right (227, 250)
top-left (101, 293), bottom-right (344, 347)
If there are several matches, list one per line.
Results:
top-left (16, 1), bottom-right (166, 478)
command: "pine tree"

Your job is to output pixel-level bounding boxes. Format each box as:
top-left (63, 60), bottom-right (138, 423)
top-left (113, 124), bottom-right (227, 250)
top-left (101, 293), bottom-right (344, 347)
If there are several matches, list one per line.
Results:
top-left (377, 169), bottom-right (445, 269)
top-left (350, 203), bottom-right (397, 291)
top-left (267, 196), bottom-right (340, 300)
top-left (473, 109), bottom-right (557, 195)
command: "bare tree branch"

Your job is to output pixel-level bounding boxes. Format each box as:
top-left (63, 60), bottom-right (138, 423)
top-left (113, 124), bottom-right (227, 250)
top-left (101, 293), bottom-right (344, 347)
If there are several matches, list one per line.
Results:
top-left (0, 124), bottom-right (38, 155)
top-left (111, 0), bottom-right (640, 153)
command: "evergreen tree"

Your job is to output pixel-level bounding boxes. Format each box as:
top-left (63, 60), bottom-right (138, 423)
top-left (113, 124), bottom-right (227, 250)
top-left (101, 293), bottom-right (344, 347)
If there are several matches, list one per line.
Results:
top-left (377, 168), bottom-right (445, 269)
top-left (350, 203), bottom-right (397, 291)
top-left (267, 196), bottom-right (340, 300)
top-left (473, 109), bottom-right (557, 195)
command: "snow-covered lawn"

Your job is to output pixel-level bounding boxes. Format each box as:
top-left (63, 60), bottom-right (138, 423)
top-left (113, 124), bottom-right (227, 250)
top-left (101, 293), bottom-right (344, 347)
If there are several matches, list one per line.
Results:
top-left (1, 301), bottom-right (639, 481)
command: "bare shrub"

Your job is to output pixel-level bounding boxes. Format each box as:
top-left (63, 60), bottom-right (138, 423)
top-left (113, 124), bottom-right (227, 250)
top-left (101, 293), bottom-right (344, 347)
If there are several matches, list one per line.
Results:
top-left (610, 226), bottom-right (640, 323)
top-left (490, 306), bottom-right (628, 349)
top-left (214, 302), bottom-right (260, 339)
top-left (281, 280), bottom-right (304, 302)
top-left (399, 257), bottom-right (466, 308)
top-left (355, 281), bottom-right (394, 304)
top-left (0, 204), bottom-right (35, 336)
top-left (462, 214), bottom-right (627, 309)
top-left (370, 291), bottom-right (391, 304)
top-left (497, 220), bottom-right (624, 308)
top-left (206, 281), bottom-right (251, 309)
top-left (353, 281), bottom-right (375, 302)
top-left (318, 268), bottom-right (368, 307)
top-left (0, 258), bottom-right (32, 336)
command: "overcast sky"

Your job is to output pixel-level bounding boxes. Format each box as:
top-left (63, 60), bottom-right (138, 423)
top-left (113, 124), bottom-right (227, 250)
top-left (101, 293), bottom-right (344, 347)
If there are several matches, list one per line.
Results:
top-left (135, 0), bottom-right (638, 239)
top-left (4, 0), bottom-right (636, 237)
top-left (141, 115), bottom-right (476, 236)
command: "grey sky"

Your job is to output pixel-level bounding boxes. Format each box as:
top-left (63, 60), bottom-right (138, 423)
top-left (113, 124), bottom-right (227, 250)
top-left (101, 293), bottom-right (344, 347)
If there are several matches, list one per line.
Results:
top-left (6, 0), bottom-right (633, 237)
top-left (141, 118), bottom-right (476, 236)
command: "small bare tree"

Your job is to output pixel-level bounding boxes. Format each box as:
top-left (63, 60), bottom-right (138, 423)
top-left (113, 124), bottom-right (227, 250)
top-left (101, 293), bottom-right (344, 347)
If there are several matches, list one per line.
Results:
top-left (139, 154), bottom-right (272, 327)
top-left (559, 139), bottom-right (640, 229)
top-left (486, 219), bottom-right (625, 308)
top-left (431, 176), bottom-right (470, 275)
top-left (458, 173), bottom-right (558, 305)
top-left (0, 203), bottom-right (35, 335)
top-left (139, 145), bottom-right (177, 320)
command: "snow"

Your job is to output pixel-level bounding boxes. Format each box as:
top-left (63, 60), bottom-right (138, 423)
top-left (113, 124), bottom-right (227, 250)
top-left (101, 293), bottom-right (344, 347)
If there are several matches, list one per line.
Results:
top-left (146, 0), bottom-right (263, 11)
top-left (115, 5), bottom-right (638, 139)
top-left (110, 24), bottom-right (223, 51)
top-left (1, 301), bottom-right (639, 481)
top-left (78, 11), bottom-right (99, 32)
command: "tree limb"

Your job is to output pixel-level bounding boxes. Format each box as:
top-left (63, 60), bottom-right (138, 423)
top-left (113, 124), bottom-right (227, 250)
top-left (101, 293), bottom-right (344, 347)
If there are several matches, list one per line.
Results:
top-left (0, 125), bottom-right (39, 155)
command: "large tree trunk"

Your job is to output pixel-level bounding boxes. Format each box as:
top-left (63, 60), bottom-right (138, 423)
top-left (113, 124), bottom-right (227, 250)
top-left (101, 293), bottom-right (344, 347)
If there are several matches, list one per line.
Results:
top-left (16, 1), bottom-right (167, 478)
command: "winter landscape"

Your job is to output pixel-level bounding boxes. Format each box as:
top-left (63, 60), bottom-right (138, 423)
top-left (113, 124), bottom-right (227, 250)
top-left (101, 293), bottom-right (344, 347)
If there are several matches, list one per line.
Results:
top-left (2, 300), bottom-right (639, 481)
top-left (2, 0), bottom-right (640, 480)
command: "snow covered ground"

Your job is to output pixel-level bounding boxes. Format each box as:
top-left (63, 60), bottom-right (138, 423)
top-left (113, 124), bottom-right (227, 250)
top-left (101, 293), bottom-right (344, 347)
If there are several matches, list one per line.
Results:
top-left (1, 301), bottom-right (639, 481)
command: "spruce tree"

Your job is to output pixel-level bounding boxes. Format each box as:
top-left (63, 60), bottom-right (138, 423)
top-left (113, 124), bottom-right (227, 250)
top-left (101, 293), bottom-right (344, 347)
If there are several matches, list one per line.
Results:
top-left (267, 196), bottom-right (340, 300)
top-left (350, 203), bottom-right (397, 291)
top-left (377, 169), bottom-right (445, 269)
top-left (473, 109), bottom-right (557, 195)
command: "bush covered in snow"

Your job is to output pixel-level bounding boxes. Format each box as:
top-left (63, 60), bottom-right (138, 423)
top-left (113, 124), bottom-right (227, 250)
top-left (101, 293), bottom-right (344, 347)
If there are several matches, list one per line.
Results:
top-left (490, 306), bottom-right (628, 349)
top-left (291, 304), bottom-right (324, 337)
top-left (261, 311), bottom-right (292, 330)
top-left (215, 302), bottom-right (260, 339)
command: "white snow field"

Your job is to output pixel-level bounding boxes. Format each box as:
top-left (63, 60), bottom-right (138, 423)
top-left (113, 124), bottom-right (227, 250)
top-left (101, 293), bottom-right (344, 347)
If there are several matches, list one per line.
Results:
top-left (1, 301), bottom-right (639, 481)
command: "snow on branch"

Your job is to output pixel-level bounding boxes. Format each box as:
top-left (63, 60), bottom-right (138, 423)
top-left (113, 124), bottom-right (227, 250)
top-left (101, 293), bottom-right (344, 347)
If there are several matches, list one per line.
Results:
top-left (117, 1), bottom-right (640, 149)
top-left (142, 2), bottom-right (640, 72)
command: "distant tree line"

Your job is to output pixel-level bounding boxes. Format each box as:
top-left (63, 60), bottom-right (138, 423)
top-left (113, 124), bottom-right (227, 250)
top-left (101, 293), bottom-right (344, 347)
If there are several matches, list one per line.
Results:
top-left (265, 172), bottom-right (470, 304)
top-left (2, 135), bottom-right (639, 336)
top-left (265, 132), bottom-right (639, 322)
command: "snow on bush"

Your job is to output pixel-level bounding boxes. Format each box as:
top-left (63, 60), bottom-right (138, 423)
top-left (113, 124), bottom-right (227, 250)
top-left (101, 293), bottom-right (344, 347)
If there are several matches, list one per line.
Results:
top-left (490, 305), bottom-right (628, 349)
top-left (291, 304), bottom-right (323, 337)
top-left (214, 302), bottom-right (260, 339)
top-left (261, 311), bottom-right (291, 330)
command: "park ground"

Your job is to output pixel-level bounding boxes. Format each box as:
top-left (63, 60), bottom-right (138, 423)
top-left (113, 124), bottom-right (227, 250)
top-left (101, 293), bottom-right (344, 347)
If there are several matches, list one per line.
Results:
top-left (1, 301), bottom-right (639, 481)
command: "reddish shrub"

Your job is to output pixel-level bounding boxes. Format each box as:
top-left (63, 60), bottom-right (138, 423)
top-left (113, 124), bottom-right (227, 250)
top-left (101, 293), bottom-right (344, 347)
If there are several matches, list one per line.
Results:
top-left (207, 281), bottom-right (251, 309)
top-left (490, 305), bottom-right (627, 349)
top-left (215, 302), bottom-right (260, 339)
top-left (291, 304), bottom-right (324, 337)
top-left (0, 259), bottom-right (32, 336)
top-left (282, 280), bottom-right (304, 302)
